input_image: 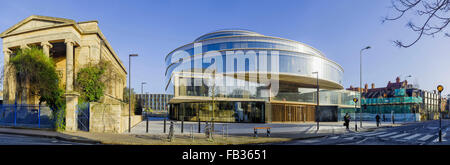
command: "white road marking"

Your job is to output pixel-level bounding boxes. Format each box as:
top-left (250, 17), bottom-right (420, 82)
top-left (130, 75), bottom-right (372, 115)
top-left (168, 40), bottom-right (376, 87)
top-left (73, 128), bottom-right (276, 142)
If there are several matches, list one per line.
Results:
top-left (328, 136), bottom-right (339, 139)
top-left (417, 134), bottom-right (434, 141)
top-left (355, 138), bottom-right (368, 144)
top-left (356, 132), bottom-right (375, 136)
top-left (433, 133), bottom-right (447, 142)
top-left (344, 137), bottom-right (355, 140)
top-left (364, 131), bottom-right (387, 136)
top-left (390, 133), bottom-right (410, 139)
top-left (403, 133), bottom-right (422, 140)
top-left (378, 132), bottom-right (398, 138)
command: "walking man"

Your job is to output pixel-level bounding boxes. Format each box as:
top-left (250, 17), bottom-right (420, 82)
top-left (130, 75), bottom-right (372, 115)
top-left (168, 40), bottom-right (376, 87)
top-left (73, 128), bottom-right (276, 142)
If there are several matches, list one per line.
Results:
top-left (344, 113), bottom-right (351, 130)
top-left (375, 114), bottom-right (381, 127)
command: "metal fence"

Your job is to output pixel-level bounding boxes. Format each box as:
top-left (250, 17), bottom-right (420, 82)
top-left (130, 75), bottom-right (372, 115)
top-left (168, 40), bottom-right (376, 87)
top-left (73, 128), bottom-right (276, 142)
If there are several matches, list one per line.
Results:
top-left (76, 102), bottom-right (90, 131)
top-left (0, 104), bottom-right (54, 128)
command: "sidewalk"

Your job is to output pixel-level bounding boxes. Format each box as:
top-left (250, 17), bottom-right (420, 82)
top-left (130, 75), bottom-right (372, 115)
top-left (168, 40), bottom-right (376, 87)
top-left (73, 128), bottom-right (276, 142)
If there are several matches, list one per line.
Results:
top-left (129, 119), bottom-right (409, 140)
top-left (0, 126), bottom-right (101, 144)
top-left (0, 121), bottom-right (409, 145)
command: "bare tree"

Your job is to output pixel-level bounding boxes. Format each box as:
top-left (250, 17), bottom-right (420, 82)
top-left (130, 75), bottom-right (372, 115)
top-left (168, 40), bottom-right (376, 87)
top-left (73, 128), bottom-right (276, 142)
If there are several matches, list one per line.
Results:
top-left (383, 0), bottom-right (450, 48)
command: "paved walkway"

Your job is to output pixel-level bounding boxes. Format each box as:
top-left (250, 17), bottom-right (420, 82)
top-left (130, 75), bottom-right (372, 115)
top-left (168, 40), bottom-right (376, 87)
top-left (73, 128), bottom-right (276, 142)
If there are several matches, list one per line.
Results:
top-left (129, 118), bottom-right (408, 138)
top-left (0, 120), bottom-right (411, 145)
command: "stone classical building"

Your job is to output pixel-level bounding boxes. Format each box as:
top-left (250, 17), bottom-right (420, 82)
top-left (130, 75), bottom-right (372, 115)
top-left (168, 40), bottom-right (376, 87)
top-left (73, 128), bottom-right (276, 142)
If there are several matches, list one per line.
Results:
top-left (0, 15), bottom-right (138, 132)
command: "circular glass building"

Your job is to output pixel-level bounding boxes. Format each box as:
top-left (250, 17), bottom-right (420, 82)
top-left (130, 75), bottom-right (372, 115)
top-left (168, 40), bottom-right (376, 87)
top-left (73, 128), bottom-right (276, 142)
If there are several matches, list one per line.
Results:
top-left (166, 29), bottom-right (352, 123)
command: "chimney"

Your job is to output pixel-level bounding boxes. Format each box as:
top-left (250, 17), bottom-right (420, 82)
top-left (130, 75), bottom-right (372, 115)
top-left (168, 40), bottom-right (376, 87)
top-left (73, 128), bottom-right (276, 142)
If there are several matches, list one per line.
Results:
top-left (364, 83), bottom-right (368, 92)
top-left (396, 77), bottom-right (400, 83)
top-left (371, 83), bottom-right (375, 89)
top-left (350, 85), bottom-right (353, 89)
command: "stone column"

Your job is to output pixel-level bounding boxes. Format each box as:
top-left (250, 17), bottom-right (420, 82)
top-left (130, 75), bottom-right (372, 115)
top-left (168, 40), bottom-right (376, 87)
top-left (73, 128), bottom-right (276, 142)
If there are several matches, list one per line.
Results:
top-left (112, 74), bottom-right (116, 98)
top-left (65, 92), bottom-right (79, 131)
top-left (64, 39), bottom-right (79, 131)
top-left (41, 41), bottom-right (53, 57)
top-left (3, 48), bottom-right (13, 103)
top-left (65, 39), bottom-right (75, 91)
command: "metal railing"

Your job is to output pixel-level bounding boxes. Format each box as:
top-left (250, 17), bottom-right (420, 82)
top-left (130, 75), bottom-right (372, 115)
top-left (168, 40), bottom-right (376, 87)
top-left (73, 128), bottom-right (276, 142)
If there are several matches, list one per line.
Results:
top-left (0, 104), bottom-right (53, 128)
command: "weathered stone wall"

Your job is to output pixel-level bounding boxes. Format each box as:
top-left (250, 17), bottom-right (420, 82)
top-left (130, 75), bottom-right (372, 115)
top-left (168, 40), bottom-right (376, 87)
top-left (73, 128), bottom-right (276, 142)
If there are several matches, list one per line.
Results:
top-left (89, 102), bottom-right (121, 133)
top-left (89, 95), bottom-right (142, 133)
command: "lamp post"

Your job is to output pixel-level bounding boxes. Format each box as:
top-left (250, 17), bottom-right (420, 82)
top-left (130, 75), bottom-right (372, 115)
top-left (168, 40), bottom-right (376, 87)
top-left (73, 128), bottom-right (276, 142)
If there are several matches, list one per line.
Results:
top-left (312, 72), bottom-right (319, 130)
top-left (141, 82), bottom-right (146, 94)
top-left (437, 85), bottom-right (444, 142)
top-left (128, 54), bottom-right (138, 133)
top-left (360, 46), bottom-right (371, 128)
top-left (141, 82), bottom-right (147, 113)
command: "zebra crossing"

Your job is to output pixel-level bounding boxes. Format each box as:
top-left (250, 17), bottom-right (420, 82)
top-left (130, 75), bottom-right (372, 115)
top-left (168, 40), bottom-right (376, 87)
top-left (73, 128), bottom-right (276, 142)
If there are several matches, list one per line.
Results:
top-left (328, 130), bottom-right (446, 143)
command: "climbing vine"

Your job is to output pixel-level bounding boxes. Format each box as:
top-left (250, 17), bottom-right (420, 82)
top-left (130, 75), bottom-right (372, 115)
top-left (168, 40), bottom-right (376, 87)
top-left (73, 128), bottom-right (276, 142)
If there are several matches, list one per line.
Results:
top-left (8, 46), bottom-right (66, 130)
top-left (75, 61), bottom-right (111, 103)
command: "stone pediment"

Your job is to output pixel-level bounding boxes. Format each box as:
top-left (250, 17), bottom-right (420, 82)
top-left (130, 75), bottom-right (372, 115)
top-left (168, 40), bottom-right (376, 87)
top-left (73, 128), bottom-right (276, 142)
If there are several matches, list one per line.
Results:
top-left (0, 15), bottom-right (76, 38)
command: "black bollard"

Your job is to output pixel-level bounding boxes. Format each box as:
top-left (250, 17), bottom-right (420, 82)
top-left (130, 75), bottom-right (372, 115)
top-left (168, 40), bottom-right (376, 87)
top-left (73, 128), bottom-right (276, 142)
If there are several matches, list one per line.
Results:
top-left (164, 118), bottom-right (166, 133)
top-left (198, 118), bottom-right (201, 133)
top-left (146, 116), bottom-right (149, 133)
top-left (181, 119), bottom-right (184, 133)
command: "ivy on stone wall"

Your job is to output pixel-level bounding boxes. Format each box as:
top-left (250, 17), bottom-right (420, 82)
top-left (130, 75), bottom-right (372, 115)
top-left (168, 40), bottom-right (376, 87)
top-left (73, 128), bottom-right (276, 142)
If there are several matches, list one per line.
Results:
top-left (8, 46), bottom-right (66, 130)
top-left (75, 61), bottom-right (111, 103)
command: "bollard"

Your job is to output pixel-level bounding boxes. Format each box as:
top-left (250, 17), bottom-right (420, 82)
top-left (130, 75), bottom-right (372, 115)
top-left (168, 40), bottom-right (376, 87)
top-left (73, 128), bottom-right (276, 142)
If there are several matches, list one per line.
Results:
top-left (164, 118), bottom-right (166, 133)
top-left (146, 116), bottom-right (149, 133)
top-left (38, 104), bottom-right (41, 128)
top-left (181, 119), bottom-right (184, 133)
top-left (191, 126), bottom-right (194, 141)
top-left (198, 118), bottom-right (201, 133)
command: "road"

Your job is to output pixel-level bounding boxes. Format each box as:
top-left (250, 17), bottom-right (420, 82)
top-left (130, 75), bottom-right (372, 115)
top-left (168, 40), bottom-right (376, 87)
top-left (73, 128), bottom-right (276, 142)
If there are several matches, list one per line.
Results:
top-left (275, 120), bottom-right (450, 145)
top-left (0, 133), bottom-right (90, 145)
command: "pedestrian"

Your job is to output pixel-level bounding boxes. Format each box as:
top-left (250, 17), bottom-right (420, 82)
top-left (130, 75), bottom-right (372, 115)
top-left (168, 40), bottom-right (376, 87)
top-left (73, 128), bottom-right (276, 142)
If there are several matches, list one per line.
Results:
top-left (383, 114), bottom-right (386, 122)
top-left (343, 113), bottom-right (351, 130)
top-left (375, 114), bottom-right (381, 127)
top-left (168, 121), bottom-right (174, 141)
top-left (205, 121), bottom-right (211, 139)
top-left (392, 114), bottom-right (395, 124)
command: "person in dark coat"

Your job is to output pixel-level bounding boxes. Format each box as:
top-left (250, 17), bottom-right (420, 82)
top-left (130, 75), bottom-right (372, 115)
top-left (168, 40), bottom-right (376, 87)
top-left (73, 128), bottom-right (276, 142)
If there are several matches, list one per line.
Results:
top-left (344, 113), bottom-right (351, 130)
top-left (375, 114), bottom-right (381, 127)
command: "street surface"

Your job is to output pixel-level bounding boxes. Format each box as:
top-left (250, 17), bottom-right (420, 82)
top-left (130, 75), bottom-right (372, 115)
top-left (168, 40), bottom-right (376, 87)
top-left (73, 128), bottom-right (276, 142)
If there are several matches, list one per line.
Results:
top-left (0, 133), bottom-right (90, 145)
top-left (275, 120), bottom-right (450, 145)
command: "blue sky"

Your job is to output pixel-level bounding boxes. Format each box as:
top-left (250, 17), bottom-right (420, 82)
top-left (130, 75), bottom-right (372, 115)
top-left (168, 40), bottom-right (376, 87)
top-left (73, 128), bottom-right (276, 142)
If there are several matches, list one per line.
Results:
top-left (1, 0), bottom-right (449, 95)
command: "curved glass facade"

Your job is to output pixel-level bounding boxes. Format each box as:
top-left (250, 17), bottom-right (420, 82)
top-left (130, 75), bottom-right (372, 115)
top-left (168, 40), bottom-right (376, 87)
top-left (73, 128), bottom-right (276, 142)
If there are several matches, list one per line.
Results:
top-left (166, 30), bottom-right (348, 123)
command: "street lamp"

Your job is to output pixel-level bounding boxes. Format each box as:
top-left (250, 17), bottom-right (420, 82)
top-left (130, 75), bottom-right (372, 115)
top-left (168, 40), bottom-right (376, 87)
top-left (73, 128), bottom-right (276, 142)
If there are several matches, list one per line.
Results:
top-left (141, 82), bottom-right (147, 94)
top-left (353, 97), bottom-right (359, 131)
top-left (141, 81), bottom-right (147, 117)
top-left (312, 72), bottom-right (319, 130)
top-left (128, 54), bottom-right (138, 133)
top-left (437, 85), bottom-right (444, 142)
top-left (360, 46), bottom-right (371, 128)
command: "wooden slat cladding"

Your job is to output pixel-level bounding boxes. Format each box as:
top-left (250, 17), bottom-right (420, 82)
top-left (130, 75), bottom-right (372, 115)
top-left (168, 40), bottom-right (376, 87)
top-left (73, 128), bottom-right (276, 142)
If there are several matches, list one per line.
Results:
top-left (271, 103), bottom-right (316, 122)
